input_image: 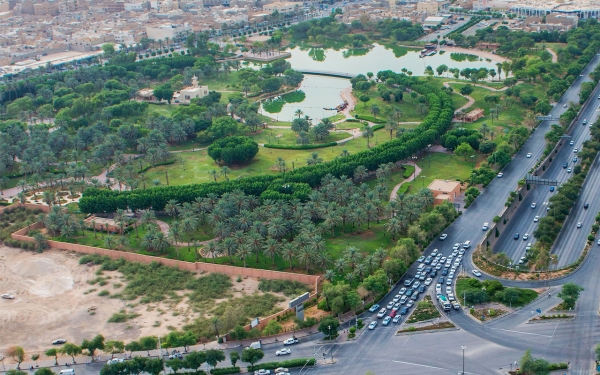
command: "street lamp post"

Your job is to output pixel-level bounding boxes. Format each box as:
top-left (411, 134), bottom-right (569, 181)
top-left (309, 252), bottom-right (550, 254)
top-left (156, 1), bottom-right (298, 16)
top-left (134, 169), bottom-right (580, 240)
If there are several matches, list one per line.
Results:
top-left (421, 175), bottom-right (427, 187)
top-left (462, 346), bottom-right (466, 375)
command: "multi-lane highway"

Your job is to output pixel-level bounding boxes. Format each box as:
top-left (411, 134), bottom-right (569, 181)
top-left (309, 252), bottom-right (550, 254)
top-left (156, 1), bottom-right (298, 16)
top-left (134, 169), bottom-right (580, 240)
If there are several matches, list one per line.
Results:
top-left (493, 80), bottom-right (600, 267)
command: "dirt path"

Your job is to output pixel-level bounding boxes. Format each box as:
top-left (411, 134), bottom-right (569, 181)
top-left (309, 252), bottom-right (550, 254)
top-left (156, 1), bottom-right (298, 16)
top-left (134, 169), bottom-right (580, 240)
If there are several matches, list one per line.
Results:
top-left (340, 86), bottom-right (356, 119)
top-left (389, 162), bottom-right (422, 201)
top-left (444, 82), bottom-right (475, 116)
top-left (546, 47), bottom-right (558, 63)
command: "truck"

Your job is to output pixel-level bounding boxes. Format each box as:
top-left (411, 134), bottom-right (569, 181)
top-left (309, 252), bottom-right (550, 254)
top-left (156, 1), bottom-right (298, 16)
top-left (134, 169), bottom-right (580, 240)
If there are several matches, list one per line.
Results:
top-left (438, 295), bottom-right (451, 311)
top-left (247, 341), bottom-right (261, 350)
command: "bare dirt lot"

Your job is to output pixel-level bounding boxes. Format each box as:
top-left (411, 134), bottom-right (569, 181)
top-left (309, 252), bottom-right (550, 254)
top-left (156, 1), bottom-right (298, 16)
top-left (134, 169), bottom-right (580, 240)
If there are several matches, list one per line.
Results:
top-left (0, 246), bottom-right (288, 355)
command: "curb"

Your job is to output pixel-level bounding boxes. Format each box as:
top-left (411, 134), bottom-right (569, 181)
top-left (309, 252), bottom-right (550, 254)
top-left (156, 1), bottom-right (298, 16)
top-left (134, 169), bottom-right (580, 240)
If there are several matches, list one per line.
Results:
top-left (395, 327), bottom-right (459, 336)
top-left (526, 316), bottom-right (575, 324)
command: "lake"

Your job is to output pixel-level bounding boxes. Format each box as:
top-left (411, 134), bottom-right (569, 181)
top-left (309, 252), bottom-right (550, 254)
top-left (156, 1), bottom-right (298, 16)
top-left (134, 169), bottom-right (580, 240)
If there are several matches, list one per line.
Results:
top-left (259, 44), bottom-right (499, 122)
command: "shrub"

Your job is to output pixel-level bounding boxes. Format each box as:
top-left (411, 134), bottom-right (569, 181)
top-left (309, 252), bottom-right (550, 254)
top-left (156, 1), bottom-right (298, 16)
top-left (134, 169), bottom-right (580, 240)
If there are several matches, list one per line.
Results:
top-left (349, 326), bottom-right (356, 334)
top-left (258, 279), bottom-right (311, 297)
top-left (211, 367), bottom-right (240, 375)
top-left (248, 358), bottom-right (316, 371)
top-left (98, 290), bottom-right (110, 297)
top-left (263, 142), bottom-right (337, 150)
top-left (207, 136), bottom-right (259, 165)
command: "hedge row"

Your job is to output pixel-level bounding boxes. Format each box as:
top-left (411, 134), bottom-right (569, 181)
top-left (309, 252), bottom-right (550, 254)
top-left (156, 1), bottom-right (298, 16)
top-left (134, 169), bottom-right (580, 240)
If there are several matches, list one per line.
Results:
top-left (79, 86), bottom-right (453, 213)
top-left (355, 115), bottom-right (386, 124)
top-left (210, 367), bottom-right (240, 375)
top-left (263, 142), bottom-right (337, 149)
top-left (248, 358), bottom-right (316, 371)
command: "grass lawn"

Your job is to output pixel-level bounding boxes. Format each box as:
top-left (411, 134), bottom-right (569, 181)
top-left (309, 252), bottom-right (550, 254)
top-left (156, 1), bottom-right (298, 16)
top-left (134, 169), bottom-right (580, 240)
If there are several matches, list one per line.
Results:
top-left (350, 89), bottom-right (425, 123)
top-left (364, 164), bottom-right (414, 195)
top-left (159, 216), bottom-right (215, 242)
top-left (456, 277), bottom-right (538, 308)
top-left (324, 221), bottom-right (394, 260)
top-left (248, 128), bottom-right (350, 145)
top-left (410, 152), bottom-right (474, 191)
top-left (406, 296), bottom-right (441, 323)
top-left (142, 127), bottom-right (383, 186)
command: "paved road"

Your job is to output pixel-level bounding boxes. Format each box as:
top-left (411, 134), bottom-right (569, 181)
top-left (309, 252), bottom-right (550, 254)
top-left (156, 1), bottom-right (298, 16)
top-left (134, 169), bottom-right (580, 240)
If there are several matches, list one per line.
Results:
top-left (417, 16), bottom-right (472, 42)
top-left (493, 75), bottom-right (600, 267)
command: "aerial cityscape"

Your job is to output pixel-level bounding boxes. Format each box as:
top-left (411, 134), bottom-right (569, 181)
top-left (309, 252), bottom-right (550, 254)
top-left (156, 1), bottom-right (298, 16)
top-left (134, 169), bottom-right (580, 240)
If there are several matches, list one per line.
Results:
top-left (1, 0), bottom-right (600, 374)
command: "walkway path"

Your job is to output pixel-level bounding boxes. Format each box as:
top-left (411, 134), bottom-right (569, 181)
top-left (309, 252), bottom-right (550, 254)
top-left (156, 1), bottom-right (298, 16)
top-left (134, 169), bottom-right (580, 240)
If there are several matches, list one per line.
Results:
top-left (546, 47), bottom-right (558, 63)
top-left (340, 86), bottom-right (356, 119)
top-left (443, 81), bottom-right (510, 118)
top-left (389, 162), bottom-right (422, 201)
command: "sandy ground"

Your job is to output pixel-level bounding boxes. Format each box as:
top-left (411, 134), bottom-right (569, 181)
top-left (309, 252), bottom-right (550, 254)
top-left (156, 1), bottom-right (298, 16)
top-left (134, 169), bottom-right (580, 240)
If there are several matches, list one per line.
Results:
top-left (0, 246), bottom-right (288, 354)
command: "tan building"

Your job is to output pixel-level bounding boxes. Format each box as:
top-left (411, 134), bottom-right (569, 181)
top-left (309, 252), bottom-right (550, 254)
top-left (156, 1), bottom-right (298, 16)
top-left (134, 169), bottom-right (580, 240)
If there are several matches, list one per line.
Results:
top-left (417, 1), bottom-right (438, 15)
top-left (174, 75), bottom-right (209, 103)
top-left (146, 23), bottom-right (191, 41)
top-left (462, 108), bottom-right (484, 123)
top-left (263, 2), bottom-right (299, 14)
top-left (546, 13), bottom-right (578, 28)
top-left (34, 2), bottom-right (59, 16)
top-left (428, 179), bottom-right (461, 205)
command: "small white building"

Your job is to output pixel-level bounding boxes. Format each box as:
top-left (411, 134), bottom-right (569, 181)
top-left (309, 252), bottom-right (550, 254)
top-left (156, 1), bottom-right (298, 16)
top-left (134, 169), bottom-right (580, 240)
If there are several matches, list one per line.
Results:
top-left (174, 76), bottom-right (209, 103)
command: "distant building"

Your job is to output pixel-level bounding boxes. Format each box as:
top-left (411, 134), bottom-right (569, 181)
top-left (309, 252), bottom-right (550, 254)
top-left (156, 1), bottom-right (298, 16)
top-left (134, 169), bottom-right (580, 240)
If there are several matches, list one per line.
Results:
top-left (263, 2), bottom-right (299, 14)
top-left (428, 179), bottom-right (461, 206)
top-left (422, 15), bottom-right (447, 27)
top-left (174, 75), bottom-right (209, 103)
top-left (34, 2), bottom-right (59, 16)
top-left (462, 108), bottom-right (484, 123)
top-left (146, 23), bottom-right (191, 41)
top-left (416, 1), bottom-right (438, 15)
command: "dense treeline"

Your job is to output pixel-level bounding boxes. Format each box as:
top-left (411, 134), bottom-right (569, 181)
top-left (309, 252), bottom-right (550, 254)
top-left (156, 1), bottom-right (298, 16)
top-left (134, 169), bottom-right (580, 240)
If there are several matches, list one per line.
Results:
top-left (79, 74), bottom-right (454, 212)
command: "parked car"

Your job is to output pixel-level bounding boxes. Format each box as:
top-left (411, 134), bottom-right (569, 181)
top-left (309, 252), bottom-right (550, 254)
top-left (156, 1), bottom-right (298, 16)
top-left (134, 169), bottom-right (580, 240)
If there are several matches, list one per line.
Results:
top-left (52, 339), bottom-right (67, 345)
top-left (2, 293), bottom-right (15, 299)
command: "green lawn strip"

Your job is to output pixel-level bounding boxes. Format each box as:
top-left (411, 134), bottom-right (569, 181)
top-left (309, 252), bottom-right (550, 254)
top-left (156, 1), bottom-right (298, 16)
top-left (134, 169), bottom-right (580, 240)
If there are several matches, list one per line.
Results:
top-left (248, 128), bottom-right (349, 145)
top-left (456, 277), bottom-right (538, 308)
top-left (142, 128), bottom-right (381, 186)
top-left (410, 152), bottom-right (474, 192)
top-left (324, 220), bottom-right (394, 260)
top-left (406, 296), bottom-right (441, 323)
top-left (364, 167), bottom-right (410, 193)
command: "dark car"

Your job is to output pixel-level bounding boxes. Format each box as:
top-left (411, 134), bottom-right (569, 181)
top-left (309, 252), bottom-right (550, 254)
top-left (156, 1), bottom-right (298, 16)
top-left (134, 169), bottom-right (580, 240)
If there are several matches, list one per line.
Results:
top-left (584, 203), bottom-right (590, 209)
top-left (404, 278), bottom-right (414, 287)
top-left (405, 288), bottom-right (414, 297)
top-left (514, 233), bottom-right (519, 240)
top-left (442, 269), bottom-right (448, 276)
top-left (425, 267), bottom-right (432, 273)
top-left (429, 270), bottom-right (437, 277)
top-left (563, 163), bottom-right (568, 168)
top-left (400, 307), bottom-right (409, 315)
top-left (418, 285), bottom-right (426, 293)
top-left (411, 292), bottom-right (419, 301)
top-left (438, 277), bottom-right (445, 284)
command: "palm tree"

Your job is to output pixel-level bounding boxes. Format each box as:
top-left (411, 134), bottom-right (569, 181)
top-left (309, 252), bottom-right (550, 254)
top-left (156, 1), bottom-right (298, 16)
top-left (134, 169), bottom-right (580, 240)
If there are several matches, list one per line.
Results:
top-left (362, 125), bottom-right (374, 148)
top-left (141, 210), bottom-right (156, 228)
top-left (245, 231), bottom-right (263, 262)
top-left (168, 221), bottom-right (184, 258)
top-left (267, 217), bottom-right (287, 240)
top-left (33, 232), bottom-right (48, 252)
top-left (334, 258), bottom-right (346, 275)
top-left (262, 237), bottom-right (279, 265)
top-left (152, 232), bottom-right (169, 254)
top-left (354, 165), bottom-right (368, 183)
top-left (294, 109), bottom-right (304, 118)
top-left (373, 247), bottom-right (387, 268)
top-left (280, 241), bottom-right (295, 269)
top-left (354, 263), bottom-right (366, 281)
top-left (164, 199), bottom-right (181, 218)
top-left (324, 269), bottom-right (335, 282)
top-left (344, 246), bottom-right (361, 270)
top-left (340, 149), bottom-right (350, 158)
top-left (104, 235), bottom-right (116, 249)
top-left (205, 241), bottom-right (220, 263)
top-left (236, 244), bottom-right (251, 267)
top-left (220, 166), bottom-right (231, 181)
top-left (117, 236), bottom-right (129, 251)
top-left (386, 217), bottom-right (402, 240)
top-left (385, 120), bottom-right (398, 140)
top-left (208, 170), bottom-right (218, 181)
top-left (296, 246), bottom-right (313, 273)
top-left (306, 152), bottom-right (323, 165)
top-left (370, 104), bottom-right (381, 119)
top-left (479, 122), bottom-right (491, 139)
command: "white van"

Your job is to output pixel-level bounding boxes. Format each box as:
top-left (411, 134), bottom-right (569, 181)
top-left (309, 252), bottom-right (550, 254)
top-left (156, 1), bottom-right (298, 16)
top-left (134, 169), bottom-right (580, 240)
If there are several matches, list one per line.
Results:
top-left (417, 263), bottom-right (425, 272)
top-left (59, 370), bottom-right (74, 375)
top-left (463, 240), bottom-right (471, 249)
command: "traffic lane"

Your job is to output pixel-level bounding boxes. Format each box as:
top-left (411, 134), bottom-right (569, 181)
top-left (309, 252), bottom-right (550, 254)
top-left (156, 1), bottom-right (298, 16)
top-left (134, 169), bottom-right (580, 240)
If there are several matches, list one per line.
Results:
top-left (554, 154), bottom-right (600, 266)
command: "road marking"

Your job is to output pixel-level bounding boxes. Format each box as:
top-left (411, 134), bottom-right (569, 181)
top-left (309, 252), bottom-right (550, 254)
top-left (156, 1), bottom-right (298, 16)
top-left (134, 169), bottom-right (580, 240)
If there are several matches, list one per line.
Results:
top-left (489, 328), bottom-right (552, 337)
top-left (542, 322), bottom-right (559, 358)
top-left (391, 360), bottom-right (485, 375)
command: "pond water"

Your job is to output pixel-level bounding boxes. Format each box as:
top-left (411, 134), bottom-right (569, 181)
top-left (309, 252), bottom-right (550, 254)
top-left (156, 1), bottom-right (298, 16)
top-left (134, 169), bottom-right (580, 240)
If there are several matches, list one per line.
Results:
top-left (258, 74), bottom-right (351, 123)
top-left (259, 44), bottom-right (499, 122)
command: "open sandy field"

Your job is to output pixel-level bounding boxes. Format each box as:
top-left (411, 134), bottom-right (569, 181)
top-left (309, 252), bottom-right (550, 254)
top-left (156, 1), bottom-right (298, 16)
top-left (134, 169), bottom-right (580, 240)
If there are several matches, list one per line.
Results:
top-left (0, 246), bottom-right (288, 355)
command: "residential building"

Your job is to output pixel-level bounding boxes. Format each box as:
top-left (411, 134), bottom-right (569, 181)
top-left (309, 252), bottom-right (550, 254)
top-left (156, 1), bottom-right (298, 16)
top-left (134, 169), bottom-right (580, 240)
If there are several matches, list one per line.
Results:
top-left (174, 75), bottom-right (209, 103)
top-left (145, 23), bottom-right (190, 40)
top-left (34, 2), bottom-right (59, 16)
top-left (416, 1), bottom-right (438, 15)
top-left (263, 2), bottom-right (299, 14)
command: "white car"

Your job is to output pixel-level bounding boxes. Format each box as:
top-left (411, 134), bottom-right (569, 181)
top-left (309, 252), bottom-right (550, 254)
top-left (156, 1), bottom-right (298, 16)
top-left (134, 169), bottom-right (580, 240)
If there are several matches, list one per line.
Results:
top-left (526, 153), bottom-right (532, 158)
top-left (424, 277), bottom-right (433, 286)
top-left (482, 222), bottom-right (489, 230)
top-left (432, 248), bottom-right (439, 256)
top-left (382, 316), bottom-right (392, 326)
top-left (52, 339), bottom-right (67, 345)
top-left (107, 358), bottom-right (125, 365)
top-left (574, 148), bottom-right (578, 153)
top-left (472, 270), bottom-right (482, 277)
top-left (523, 234), bottom-right (529, 240)
top-left (435, 263), bottom-right (442, 270)
top-left (448, 293), bottom-right (455, 301)
top-left (406, 300), bottom-right (414, 308)
top-left (436, 284), bottom-right (442, 294)
top-left (446, 278), bottom-right (453, 286)
top-left (446, 286), bottom-right (452, 294)
top-left (1, 293), bottom-right (15, 299)
top-left (531, 203), bottom-right (536, 208)
top-left (400, 295), bottom-right (408, 304)
top-left (452, 243), bottom-right (461, 250)
top-left (392, 303), bottom-right (401, 311)
top-left (399, 287), bottom-right (407, 295)
top-left (255, 370), bottom-right (271, 375)
top-left (283, 338), bottom-right (298, 346)
top-left (534, 215), bottom-right (540, 222)
top-left (439, 234), bottom-right (448, 240)
top-left (413, 281), bottom-right (421, 289)
top-left (392, 315), bottom-right (402, 324)
top-left (497, 172), bottom-right (504, 178)
top-left (377, 308), bottom-right (387, 318)
top-left (274, 368), bottom-right (289, 374)
top-left (276, 349), bottom-right (291, 356)
top-left (577, 222), bottom-right (582, 228)
top-left (368, 321), bottom-right (377, 330)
